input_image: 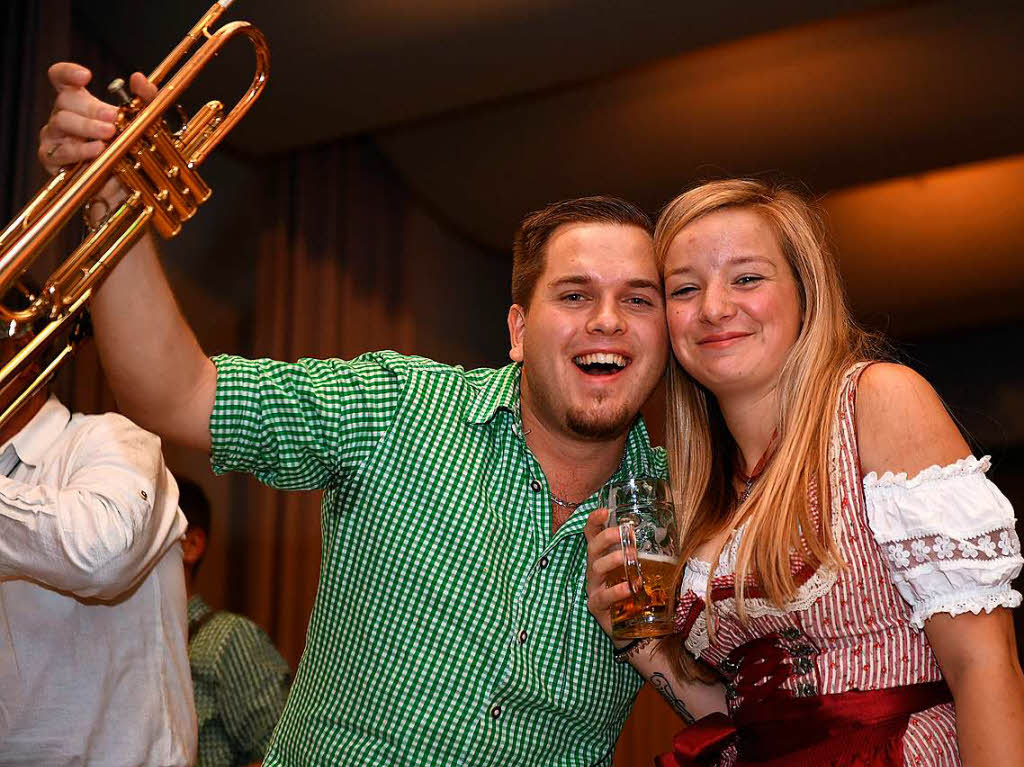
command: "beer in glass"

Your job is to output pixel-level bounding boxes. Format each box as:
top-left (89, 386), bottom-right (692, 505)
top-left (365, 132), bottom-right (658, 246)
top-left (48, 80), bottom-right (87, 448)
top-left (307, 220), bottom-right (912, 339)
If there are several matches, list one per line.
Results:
top-left (602, 476), bottom-right (679, 639)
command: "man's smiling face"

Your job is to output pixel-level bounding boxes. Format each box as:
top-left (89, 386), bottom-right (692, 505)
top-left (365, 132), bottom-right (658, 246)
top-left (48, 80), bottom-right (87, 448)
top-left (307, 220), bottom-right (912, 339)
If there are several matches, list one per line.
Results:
top-left (509, 222), bottom-right (667, 441)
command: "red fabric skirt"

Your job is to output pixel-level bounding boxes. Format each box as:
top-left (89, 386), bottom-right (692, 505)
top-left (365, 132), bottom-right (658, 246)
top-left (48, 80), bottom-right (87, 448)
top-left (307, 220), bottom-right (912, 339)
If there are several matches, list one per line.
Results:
top-left (655, 681), bottom-right (952, 767)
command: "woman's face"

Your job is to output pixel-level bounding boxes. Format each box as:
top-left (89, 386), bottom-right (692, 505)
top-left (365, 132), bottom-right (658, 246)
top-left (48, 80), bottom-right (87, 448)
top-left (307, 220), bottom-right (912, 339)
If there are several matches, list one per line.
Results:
top-left (663, 207), bottom-right (803, 400)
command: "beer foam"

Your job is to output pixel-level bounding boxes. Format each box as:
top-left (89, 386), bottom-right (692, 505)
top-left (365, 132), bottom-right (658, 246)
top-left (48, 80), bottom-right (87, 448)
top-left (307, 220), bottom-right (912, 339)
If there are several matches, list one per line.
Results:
top-left (635, 552), bottom-right (679, 564)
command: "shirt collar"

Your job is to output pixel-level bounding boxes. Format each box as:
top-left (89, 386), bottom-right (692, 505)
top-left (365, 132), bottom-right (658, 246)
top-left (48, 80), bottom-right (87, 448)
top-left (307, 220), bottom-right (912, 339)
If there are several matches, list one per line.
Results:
top-left (3, 395), bottom-right (71, 468)
top-left (464, 363), bottom-right (522, 426)
top-left (187, 594), bottom-right (211, 625)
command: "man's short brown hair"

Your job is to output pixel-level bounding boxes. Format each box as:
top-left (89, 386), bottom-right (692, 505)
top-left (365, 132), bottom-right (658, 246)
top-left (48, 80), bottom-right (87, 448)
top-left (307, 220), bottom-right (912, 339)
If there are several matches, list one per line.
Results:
top-left (511, 196), bottom-right (653, 307)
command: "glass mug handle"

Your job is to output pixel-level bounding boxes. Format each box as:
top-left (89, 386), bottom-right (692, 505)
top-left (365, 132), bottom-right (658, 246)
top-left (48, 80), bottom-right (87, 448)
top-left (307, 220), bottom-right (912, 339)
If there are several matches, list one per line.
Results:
top-left (618, 521), bottom-right (649, 607)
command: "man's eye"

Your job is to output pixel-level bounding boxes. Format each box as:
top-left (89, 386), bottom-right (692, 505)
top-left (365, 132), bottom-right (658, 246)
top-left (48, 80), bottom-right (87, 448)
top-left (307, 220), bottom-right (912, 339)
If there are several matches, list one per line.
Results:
top-left (626, 296), bottom-right (654, 306)
top-left (562, 293), bottom-right (586, 302)
top-left (669, 286), bottom-right (697, 297)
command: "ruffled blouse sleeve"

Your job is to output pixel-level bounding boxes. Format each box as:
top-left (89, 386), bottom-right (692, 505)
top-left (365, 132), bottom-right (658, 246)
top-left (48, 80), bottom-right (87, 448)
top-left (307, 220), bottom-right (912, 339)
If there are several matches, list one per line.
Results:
top-left (862, 455), bottom-right (1023, 629)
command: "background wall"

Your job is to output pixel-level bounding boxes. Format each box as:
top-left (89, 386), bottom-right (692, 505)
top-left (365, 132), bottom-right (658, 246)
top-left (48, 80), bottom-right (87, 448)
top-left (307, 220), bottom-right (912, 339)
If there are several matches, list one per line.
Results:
top-left (3, 1), bottom-right (1022, 764)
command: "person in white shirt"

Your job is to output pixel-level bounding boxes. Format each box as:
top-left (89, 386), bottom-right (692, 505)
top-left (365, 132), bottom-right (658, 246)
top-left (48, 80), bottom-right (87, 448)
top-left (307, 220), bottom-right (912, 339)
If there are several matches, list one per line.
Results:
top-left (0, 309), bottom-right (197, 765)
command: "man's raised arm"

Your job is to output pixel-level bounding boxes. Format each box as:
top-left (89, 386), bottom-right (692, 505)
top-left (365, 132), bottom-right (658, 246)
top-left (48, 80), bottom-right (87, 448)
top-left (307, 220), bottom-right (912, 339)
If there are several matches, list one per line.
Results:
top-left (39, 63), bottom-right (215, 451)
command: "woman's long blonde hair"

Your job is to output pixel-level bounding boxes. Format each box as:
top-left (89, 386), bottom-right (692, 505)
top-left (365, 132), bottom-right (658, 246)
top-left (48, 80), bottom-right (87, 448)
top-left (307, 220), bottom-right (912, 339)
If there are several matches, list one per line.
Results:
top-left (655, 180), bottom-right (879, 679)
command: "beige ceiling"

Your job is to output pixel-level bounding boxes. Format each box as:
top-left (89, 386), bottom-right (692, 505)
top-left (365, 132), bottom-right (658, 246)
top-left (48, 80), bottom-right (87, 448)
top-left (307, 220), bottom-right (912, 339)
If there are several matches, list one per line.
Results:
top-left (73, 0), bottom-right (1024, 336)
top-left (75, 0), bottom-right (906, 148)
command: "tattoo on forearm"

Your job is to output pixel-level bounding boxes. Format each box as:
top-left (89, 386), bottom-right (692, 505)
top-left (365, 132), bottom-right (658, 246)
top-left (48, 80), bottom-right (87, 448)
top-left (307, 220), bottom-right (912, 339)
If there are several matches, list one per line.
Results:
top-left (650, 673), bottom-right (696, 724)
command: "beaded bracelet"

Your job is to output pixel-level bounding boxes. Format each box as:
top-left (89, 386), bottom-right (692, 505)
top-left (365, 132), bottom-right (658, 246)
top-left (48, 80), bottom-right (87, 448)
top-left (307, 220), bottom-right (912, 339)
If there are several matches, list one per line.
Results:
top-left (612, 637), bottom-right (653, 664)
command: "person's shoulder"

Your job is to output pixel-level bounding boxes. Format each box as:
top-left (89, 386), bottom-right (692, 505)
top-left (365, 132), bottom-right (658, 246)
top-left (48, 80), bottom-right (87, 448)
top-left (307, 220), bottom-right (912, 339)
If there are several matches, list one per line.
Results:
top-left (70, 410), bottom-right (162, 454)
top-left (210, 611), bottom-right (290, 669)
top-left (319, 350), bottom-right (474, 381)
top-left (855, 362), bottom-right (969, 478)
top-left (856, 362), bottom-right (945, 429)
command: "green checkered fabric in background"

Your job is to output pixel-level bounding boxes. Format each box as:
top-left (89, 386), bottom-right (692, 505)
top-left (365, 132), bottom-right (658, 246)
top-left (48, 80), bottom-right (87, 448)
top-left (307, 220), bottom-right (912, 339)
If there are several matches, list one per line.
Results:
top-left (210, 351), bottom-right (666, 766)
top-left (187, 595), bottom-right (292, 767)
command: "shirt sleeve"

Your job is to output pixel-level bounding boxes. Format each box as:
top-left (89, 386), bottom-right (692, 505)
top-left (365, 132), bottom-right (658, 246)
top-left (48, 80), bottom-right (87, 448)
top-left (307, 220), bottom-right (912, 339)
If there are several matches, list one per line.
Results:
top-left (209, 352), bottom-right (412, 490)
top-left (216, 617), bottom-right (292, 762)
top-left (0, 414), bottom-right (186, 600)
top-left (863, 455), bottom-right (1023, 629)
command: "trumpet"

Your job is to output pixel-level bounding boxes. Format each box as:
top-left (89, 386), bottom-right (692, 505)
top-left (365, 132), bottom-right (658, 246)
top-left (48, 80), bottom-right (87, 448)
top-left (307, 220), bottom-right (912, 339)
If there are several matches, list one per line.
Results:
top-left (0, 0), bottom-right (268, 429)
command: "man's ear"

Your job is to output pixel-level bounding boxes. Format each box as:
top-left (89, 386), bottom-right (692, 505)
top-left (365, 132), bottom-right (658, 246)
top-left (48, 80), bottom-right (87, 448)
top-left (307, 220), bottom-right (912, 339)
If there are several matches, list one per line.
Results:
top-left (507, 304), bottom-right (526, 363)
top-left (181, 527), bottom-right (207, 567)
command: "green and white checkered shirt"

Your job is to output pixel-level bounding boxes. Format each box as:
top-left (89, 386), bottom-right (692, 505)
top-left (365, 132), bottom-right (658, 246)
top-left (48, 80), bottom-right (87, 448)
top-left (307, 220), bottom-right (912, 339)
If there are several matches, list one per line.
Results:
top-left (187, 595), bottom-right (292, 767)
top-left (210, 352), bottom-right (667, 766)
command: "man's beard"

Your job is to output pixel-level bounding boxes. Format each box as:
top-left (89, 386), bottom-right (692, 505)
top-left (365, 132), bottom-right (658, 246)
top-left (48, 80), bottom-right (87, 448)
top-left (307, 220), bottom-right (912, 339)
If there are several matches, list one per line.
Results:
top-left (565, 400), bottom-right (635, 440)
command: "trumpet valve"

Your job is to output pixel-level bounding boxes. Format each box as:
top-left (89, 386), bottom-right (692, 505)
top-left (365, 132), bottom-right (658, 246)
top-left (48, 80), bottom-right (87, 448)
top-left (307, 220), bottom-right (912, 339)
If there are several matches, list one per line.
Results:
top-left (107, 78), bottom-right (132, 106)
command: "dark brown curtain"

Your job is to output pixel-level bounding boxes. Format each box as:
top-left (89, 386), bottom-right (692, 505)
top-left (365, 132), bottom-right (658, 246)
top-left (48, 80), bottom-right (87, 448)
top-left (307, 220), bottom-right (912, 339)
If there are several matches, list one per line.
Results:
top-left (234, 141), bottom-right (419, 666)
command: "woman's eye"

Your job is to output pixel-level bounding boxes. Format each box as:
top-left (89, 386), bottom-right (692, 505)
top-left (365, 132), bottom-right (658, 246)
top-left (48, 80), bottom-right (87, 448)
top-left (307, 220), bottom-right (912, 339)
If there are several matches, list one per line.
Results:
top-left (669, 286), bottom-right (697, 298)
top-left (735, 275), bottom-right (764, 286)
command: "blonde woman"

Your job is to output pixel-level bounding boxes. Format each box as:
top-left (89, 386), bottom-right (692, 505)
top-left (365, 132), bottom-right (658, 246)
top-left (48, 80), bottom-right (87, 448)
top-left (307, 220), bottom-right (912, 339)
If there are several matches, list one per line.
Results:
top-left (584, 180), bottom-right (1024, 765)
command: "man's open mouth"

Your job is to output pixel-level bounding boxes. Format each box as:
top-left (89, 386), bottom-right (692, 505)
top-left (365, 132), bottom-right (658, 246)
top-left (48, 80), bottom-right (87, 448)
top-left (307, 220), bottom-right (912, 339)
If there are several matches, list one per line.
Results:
top-left (573, 353), bottom-right (630, 376)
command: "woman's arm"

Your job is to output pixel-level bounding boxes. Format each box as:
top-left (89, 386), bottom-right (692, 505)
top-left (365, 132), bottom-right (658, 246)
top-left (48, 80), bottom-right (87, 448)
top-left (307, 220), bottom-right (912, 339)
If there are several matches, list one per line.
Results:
top-left (584, 509), bottom-right (727, 722)
top-left (857, 362), bottom-right (1024, 765)
top-left (925, 609), bottom-right (1024, 766)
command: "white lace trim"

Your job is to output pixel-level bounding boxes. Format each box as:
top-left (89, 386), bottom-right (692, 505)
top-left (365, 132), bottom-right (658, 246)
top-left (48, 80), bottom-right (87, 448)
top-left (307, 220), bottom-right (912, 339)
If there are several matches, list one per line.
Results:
top-left (684, 611), bottom-right (710, 657)
top-left (863, 455), bottom-right (990, 489)
top-left (681, 365), bottom-right (864, 658)
top-left (908, 587), bottom-right (1023, 629)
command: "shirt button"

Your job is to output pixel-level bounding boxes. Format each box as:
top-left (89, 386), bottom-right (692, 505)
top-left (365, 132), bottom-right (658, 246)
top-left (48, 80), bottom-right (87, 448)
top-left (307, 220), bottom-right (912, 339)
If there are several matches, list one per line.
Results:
top-left (518, 630), bottom-right (528, 645)
top-left (538, 556), bottom-right (549, 570)
top-left (529, 480), bottom-right (542, 492)
top-left (490, 704), bottom-right (502, 719)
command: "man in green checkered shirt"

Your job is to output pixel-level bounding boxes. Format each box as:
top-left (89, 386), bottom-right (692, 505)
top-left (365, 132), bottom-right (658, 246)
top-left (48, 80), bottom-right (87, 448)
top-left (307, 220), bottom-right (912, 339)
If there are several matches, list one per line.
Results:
top-left (88, 191), bottom-right (672, 764)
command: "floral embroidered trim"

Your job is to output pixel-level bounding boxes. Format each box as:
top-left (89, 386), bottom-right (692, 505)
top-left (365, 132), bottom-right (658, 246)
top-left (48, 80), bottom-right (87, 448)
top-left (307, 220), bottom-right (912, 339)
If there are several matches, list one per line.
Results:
top-left (883, 527), bottom-right (1021, 574)
top-left (863, 455), bottom-right (991, 489)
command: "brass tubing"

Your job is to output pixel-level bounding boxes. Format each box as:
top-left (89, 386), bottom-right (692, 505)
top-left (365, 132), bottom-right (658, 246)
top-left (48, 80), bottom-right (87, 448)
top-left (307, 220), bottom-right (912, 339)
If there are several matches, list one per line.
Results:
top-left (148, 1), bottom-right (233, 86)
top-left (0, 292), bottom-right (88, 405)
top-left (0, 0), bottom-right (265, 432)
top-left (115, 160), bottom-right (179, 238)
top-left (0, 340), bottom-right (76, 430)
top-left (146, 128), bottom-right (203, 214)
top-left (177, 101), bottom-right (223, 154)
top-left (57, 204), bottom-right (153, 310)
top-left (48, 196), bottom-right (148, 305)
top-left (187, 24), bottom-right (268, 166)
top-left (0, 15), bottom-right (267, 299)
top-left (134, 142), bottom-right (194, 222)
top-left (0, 169), bottom-right (74, 255)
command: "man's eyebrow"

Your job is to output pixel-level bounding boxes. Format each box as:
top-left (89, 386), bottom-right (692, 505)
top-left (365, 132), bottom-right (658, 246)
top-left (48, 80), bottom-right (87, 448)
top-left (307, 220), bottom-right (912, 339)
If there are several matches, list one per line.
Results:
top-left (548, 276), bottom-right (661, 291)
top-left (626, 278), bottom-right (661, 291)
top-left (548, 275), bottom-right (592, 288)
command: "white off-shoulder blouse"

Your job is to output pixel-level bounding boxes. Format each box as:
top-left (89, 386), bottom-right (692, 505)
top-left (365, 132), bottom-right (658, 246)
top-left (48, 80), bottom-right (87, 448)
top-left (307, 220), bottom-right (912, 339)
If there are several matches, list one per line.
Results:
top-left (863, 455), bottom-right (1022, 629)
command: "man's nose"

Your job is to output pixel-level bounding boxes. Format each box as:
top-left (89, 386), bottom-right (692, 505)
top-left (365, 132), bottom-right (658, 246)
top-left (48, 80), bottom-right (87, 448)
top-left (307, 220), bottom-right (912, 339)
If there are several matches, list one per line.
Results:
top-left (586, 298), bottom-right (626, 335)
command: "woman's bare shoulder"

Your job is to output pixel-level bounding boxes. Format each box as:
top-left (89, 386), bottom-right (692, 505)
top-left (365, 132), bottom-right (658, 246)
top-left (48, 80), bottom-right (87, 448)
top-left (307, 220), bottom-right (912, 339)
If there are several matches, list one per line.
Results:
top-left (854, 362), bottom-right (970, 479)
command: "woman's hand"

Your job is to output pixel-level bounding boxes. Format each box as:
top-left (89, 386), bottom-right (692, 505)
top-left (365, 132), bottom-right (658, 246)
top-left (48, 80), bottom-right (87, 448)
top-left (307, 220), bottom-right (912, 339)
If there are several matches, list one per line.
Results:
top-left (584, 507), bottom-right (633, 645)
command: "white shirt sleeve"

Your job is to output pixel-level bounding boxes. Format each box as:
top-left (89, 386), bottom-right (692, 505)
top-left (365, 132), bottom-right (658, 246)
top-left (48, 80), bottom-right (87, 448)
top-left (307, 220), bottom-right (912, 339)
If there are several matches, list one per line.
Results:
top-left (863, 455), bottom-right (1023, 629)
top-left (0, 414), bottom-right (184, 600)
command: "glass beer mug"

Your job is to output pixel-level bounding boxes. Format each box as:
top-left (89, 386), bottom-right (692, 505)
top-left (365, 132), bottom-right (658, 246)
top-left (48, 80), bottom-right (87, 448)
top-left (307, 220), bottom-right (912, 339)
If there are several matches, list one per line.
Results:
top-left (602, 476), bottom-right (679, 639)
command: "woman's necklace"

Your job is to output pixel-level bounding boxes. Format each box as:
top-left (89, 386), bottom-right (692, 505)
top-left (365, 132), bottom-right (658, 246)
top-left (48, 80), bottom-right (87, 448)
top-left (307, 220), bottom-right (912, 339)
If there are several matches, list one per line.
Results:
top-left (736, 431), bottom-right (778, 505)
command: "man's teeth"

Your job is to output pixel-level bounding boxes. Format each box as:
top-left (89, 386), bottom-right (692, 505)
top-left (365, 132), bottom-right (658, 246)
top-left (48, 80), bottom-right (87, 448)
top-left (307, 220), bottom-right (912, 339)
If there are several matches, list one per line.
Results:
top-left (574, 353), bottom-right (628, 368)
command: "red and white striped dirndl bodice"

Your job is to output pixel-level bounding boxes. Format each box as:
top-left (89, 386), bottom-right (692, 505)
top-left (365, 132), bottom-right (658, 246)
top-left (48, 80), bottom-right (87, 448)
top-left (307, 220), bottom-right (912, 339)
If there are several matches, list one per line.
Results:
top-left (670, 363), bottom-right (959, 766)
